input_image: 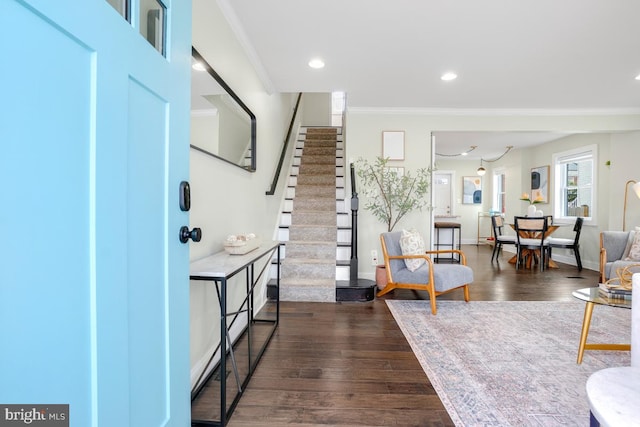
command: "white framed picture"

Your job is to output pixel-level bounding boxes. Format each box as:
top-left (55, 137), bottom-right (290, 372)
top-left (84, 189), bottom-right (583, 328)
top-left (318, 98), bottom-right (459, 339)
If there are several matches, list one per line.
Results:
top-left (382, 131), bottom-right (404, 160)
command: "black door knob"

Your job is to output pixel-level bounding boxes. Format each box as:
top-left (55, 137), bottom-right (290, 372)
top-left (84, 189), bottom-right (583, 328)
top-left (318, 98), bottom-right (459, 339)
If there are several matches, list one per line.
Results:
top-left (180, 226), bottom-right (202, 243)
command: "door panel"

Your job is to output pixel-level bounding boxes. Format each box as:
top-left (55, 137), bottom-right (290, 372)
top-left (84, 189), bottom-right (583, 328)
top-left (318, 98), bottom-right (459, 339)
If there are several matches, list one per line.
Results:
top-left (0, 1), bottom-right (191, 426)
top-left (434, 173), bottom-right (454, 216)
top-left (127, 79), bottom-right (170, 426)
top-left (0, 1), bottom-right (94, 421)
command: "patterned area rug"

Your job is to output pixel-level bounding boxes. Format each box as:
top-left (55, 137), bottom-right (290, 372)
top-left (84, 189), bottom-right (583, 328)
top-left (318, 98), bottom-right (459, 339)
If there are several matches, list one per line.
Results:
top-left (386, 300), bottom-right (631, 426)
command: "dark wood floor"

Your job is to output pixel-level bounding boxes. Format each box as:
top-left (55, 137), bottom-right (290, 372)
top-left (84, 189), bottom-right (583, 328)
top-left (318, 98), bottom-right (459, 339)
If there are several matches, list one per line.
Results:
top-left (198, 244), bottom-right (598, 426)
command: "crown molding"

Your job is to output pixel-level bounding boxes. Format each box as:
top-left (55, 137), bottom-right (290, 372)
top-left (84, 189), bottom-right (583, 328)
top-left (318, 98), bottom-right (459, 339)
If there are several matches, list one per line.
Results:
top-left (347, 107), bottom-right (640, 116)
top-left (217, 0), bottom-right (276, 95)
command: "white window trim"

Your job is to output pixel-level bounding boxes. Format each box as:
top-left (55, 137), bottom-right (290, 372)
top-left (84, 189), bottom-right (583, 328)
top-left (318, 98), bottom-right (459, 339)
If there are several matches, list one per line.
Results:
top-left (552, 144), bottom-right (597, 225)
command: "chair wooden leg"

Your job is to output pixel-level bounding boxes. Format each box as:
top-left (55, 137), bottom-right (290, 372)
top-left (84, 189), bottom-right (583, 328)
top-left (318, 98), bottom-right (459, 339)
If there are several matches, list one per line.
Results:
top-left (429, 295), bottom-right (437, 315)
top-left (463, 284), bottom-right (470, 302)
top-left (376, 283), bottom-right (395, 297)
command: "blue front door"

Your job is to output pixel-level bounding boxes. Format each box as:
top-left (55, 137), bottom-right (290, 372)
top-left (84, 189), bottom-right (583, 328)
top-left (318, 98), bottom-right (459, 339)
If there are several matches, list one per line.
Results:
top-left (0, 1), bottom-right (191, 425)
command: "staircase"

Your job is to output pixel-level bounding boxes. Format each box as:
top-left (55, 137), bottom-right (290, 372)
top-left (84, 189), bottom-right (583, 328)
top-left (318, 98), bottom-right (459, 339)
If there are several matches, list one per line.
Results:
top-left (270, 127), bottom-right (375, 302)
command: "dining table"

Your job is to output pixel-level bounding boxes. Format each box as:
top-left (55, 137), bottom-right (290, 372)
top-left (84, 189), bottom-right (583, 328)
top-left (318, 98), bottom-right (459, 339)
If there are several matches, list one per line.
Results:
top-left (508, 223), bottom-right (560, 268)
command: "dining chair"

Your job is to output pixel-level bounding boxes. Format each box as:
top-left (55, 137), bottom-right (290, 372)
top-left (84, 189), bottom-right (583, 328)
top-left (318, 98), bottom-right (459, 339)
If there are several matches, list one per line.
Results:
top-left (490, 214), bottom-right (516, 262)
top-left (514, 216), bottom-right (549, 271)
top-left (547, 217), bottom-right (584, 270)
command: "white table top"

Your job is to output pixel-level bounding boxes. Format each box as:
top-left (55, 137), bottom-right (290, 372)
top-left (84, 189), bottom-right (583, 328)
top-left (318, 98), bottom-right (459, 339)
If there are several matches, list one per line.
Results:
top-left (190, 240), bottom-right (281, 279)
top-left (586, 366), bottom-right (640, 426)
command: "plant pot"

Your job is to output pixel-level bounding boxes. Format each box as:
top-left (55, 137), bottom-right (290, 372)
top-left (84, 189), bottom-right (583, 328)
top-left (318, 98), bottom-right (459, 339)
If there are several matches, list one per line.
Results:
top-left (375, 264), bottom-right (388, 290)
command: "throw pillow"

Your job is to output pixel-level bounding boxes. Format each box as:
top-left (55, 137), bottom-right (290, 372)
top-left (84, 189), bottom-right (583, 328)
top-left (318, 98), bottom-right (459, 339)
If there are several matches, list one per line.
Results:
top-left (625, 227), bottom-right (640, 261)
top-left (399, 228), bottom-right (426, 272)
top-left (622, 226), bottom-right (640, 260)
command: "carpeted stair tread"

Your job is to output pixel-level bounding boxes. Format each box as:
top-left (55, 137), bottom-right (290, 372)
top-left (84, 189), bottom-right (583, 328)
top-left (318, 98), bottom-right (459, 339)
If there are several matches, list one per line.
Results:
top-left (291, 211), bottom-right (336, 225)
top-left (293, 199), bottom-right (336, 211)
top-left (296, 175), bottom-right (336, 186)
top-left (298, 163), bottom-right (335, 174)
top-left (288, 224), bottom-right (336, 239)
top-left (294, 186), bottom-right (335, 197)
top-left (285, 241), bottom-right (335, 259)
top-left (280, 278), bottom-right (336, 286)
top-left (278, 285), bottom-right (335, 303)
top-left (280, 126), bottom-right (339, 302)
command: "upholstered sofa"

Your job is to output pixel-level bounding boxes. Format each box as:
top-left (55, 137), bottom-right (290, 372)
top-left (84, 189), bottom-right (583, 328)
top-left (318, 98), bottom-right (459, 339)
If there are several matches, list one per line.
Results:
top-left (599, 230), bottom-right (640, 283)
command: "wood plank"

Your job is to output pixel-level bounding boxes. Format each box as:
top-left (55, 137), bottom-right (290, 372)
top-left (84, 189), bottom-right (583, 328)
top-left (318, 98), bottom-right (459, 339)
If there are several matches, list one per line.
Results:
top-left (192, 244), bottom-right (598, 426)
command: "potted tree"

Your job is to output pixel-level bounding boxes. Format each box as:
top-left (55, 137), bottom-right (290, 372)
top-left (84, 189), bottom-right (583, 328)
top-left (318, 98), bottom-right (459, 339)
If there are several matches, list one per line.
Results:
top-left (354, 156), bottom-right (432, 288)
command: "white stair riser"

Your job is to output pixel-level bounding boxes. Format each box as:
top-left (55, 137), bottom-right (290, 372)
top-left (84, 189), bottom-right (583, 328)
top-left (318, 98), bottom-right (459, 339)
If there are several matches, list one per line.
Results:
top-left (278, 228), bottom-right (289, 241)
top-left (338, 229), bottom-right (351, 242)
top-left (336, 265), bottom-right (350, 281)
top-left (336, 246), bottom-right (350, 260)
top-left (337, 214), bottom-right (350, 227)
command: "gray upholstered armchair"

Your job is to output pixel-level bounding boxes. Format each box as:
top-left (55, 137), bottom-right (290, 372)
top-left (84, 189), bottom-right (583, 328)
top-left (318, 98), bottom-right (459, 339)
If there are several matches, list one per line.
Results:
top-left (378, 231), bottom-right (474, 314)
top-left (599, 231), bottom-right (639, 283)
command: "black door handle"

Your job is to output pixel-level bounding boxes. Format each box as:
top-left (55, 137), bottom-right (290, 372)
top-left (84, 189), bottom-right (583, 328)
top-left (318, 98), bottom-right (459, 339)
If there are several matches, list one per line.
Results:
top-left (180, 226), bottom-right (202, 243)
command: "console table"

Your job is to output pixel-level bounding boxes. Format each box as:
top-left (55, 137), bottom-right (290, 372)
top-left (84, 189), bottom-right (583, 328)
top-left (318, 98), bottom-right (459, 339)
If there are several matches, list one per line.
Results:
top-left (190, 241), bottom-right (282, 426)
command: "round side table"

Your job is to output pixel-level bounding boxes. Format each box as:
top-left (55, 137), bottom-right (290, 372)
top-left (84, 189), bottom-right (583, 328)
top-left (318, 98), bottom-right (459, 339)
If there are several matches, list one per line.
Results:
top-left (586, 366), bottom-right (640, 426)
top-left (571, 287), bottom-right (631, 364)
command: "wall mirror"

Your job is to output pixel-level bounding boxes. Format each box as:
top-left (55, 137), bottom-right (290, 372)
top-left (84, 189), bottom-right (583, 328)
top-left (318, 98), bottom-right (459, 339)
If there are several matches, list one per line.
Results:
top-left (190, 47), bottom-right (256, 171)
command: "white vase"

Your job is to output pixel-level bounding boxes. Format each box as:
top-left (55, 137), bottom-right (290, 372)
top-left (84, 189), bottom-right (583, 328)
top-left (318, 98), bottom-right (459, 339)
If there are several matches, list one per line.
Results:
top-left (527, 204), bottom-right (537, 217)
top-left (535, 209), bottom-right (543, 217)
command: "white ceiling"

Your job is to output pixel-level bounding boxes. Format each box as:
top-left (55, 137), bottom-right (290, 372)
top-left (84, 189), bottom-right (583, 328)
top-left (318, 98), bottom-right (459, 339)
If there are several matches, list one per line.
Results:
top-left (433, 131), bottom-right (569, 162)
top-left (208, 0), bottom-right (640, 158)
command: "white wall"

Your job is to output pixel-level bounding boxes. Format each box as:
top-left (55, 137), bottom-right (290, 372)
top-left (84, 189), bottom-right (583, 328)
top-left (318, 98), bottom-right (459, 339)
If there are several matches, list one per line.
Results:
top-left (302, 93), bottom-right (332, 126)
top-left (189, 0), bottom-right (298, 389)
top-left (345, 110), bottom-right (640, 278)
top-left (609, 132), bottom-right (640, 230)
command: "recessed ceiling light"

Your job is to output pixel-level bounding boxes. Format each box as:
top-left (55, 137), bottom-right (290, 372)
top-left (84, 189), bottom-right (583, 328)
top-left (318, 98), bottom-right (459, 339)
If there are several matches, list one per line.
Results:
top-left (192, 62), bottom-right (206, 71)
top-left (441, 72), bottom-right (457, 81)
top-left (308, 58), bottom-right (325, 69)
top-left (635, 74), bottom-right (640, 80)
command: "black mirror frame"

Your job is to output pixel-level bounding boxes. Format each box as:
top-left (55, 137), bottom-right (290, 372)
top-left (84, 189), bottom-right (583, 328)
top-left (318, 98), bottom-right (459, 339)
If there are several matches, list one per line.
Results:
top-left (190, 46), bottom-right (256, 172)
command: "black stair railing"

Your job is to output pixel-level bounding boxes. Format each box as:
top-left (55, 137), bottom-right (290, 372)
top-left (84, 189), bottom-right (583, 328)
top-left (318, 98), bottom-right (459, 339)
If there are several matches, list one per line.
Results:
top-left (265, 92), bottom-right (303, 195)
top-left (350, 162), bottom-right (359, 283)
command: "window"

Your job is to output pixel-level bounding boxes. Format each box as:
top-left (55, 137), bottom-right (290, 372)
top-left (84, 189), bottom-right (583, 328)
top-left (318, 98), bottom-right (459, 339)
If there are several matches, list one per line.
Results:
top-left (140, 0), bottom-right (166, 55)
top-left (331, 92), bottom-right (345, 127)
top-left (106, 0), bottom-right (166, 57)
top-left (552, 145), bottom-right (597, 222)
top-left (492, 169), bottom-right (506, 213)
